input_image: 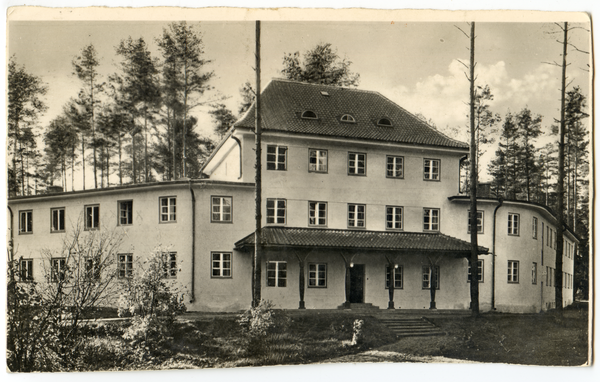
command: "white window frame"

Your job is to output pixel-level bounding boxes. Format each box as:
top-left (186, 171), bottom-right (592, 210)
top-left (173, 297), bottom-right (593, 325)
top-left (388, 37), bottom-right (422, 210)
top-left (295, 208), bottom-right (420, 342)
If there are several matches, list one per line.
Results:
top-left (19, 210), bottom-right (33, 234)
top-left (211, 252), bottom-right (232, 278)
top-left (468, 210), bottom-right (484, 234)
top-left (386, 155), bottom-right (404, 178)
top-left (348, 152), bottom-right (366, 176)
top-left (51, 208), bottom-right (65, 233)
top-left (423, 158), bottom-right (440, 181)
top-left (20, 259), bottom-right (34, 282)
top-left (532, 217), bottom-right (538, 239)
top-left (84, 205), bottom-right (100, 230)
top-left (118, 254), bottom-right (133, 279)
top-left (340, 114), bottom-right (356, 123)
top-left (309, 201), bottom-right (328, 227)
top-left (118, 200), bottom-right (133, 226)
top-left (266, 261), bottom-right (287, 287)
top-left (386, 265), bottom-right (403, 289)
top-left (301, 110), bottom-right (318, 119)
top-left (422, 266), bottom-right (440, 289)
top-left (508, 213), bottom-right (520, 236)
top-left (162, 252), bottom-right (177, 279)
top-left (386, 206), bottom-right (403, 230)
top-left (308, 263), bottom-right (327, 288)
top-left (423, 208), bottom-right (440, 232)
top-left (308, 149), bottom-right (328, 173)
top-left (507, 260), bottom-right (519, 283)
top-left (347, 203), bottom-right (366, 228)
top-left (211, 196), bottom-right (232, 223)
top-left (266, 198), bottom-right (286, 225)
top-left (51, 258), bottom-right (66, 282)
top-left (266, 145), bottom-right (287, 171)
top-left (468, 259), bottom-right (484, 283)
top-left (159, 197), bottom-right (177, 223)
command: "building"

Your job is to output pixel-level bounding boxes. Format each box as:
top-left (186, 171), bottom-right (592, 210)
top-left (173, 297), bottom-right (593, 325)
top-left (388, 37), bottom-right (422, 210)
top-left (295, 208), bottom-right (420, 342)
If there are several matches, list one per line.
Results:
top-left (7, 79), bottom-right (577, 313)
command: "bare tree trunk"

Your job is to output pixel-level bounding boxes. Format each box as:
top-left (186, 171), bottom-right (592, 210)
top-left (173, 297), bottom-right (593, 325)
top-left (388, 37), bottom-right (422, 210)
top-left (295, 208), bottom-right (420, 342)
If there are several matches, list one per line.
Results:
top-left (555, 22), bottom-right (568, 311)
top-left (144, 108), bottom-right (148, 182)
top-left (252, 20), bottom-right (262, 307)
top-left (468, 21), bottom-right (480, 316)
top-left (118, 133), bottom-right (123, 186)
top-left (71, 142), bottom-right (75, 191)
top-left (81, 135), bottom-right (86, 190)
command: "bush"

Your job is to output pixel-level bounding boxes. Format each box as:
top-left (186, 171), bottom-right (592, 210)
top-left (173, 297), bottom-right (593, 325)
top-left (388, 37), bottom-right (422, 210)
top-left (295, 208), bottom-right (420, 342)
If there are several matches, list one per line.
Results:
top-left (237, 300), bottom-right (275, 355)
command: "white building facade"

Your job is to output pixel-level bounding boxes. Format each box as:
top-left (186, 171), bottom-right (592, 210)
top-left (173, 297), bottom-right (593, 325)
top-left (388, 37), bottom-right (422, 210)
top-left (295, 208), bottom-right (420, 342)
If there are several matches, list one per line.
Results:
top-left (7, 80), bottom-right (576, 313)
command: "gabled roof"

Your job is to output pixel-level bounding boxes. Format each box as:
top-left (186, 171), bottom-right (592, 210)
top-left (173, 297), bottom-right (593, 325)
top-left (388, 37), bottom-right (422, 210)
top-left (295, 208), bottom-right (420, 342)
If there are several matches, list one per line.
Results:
top-left (234, 79), bottom-right (469, 150)
top-left (235, 227), bottom-right (488, 254)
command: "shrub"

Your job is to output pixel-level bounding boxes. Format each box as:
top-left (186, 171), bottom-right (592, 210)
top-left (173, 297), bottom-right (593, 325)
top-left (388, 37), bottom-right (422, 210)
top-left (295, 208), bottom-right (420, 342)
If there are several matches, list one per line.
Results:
top-left (237, 300), bottom-right (275, 355)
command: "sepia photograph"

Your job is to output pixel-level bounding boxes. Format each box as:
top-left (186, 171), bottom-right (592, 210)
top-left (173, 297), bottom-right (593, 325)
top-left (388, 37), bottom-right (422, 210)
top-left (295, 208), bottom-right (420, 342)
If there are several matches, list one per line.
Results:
top-left (4, 5), bottom-right (593, 375)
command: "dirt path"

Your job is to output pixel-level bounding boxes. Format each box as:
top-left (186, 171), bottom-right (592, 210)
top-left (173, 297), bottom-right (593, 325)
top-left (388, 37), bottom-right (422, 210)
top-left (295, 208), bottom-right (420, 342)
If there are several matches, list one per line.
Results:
top-left (325, 349), bottom-right (481, 364)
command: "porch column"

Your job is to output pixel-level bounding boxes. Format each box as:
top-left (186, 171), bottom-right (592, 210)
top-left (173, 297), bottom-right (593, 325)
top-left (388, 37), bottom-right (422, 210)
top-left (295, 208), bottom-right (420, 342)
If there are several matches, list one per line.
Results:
top-left (430, 265), bottom-right (437, 309)
top-left (345, 263), bottom-right (351, 308)
top-left (298, 260), bottom-right (306, 309)
top-left (388, 264), bottom-right (395, 309)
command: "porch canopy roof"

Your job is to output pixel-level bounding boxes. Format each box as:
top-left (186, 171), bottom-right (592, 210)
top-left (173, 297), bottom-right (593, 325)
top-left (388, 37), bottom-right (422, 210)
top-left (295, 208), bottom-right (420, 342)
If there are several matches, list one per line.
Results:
top-left (234, 227), bottom-right (488, 256)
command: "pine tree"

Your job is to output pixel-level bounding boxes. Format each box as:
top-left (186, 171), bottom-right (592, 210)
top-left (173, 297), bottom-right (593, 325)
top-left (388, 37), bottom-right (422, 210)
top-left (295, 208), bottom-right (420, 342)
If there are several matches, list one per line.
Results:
top-left (514, 108), bottom-right (543, 201)
top-left (7, 57), bottom-right (47, 196)
top-left (209, 103), bottom-right (237, 139)
top-left (489, 113), bottom-right (519, 199)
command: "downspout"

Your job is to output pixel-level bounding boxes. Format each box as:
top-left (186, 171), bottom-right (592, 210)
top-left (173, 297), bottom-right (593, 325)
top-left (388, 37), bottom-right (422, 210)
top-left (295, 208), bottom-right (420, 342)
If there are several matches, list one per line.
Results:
top-left (188, 181), bottom-right (196, 303)
top-left (231, 136), bottom-right (243, 180)
top-left (7, 206), bottom-right (14, 263)
top-left (491, 197), bottom-right (503, 310)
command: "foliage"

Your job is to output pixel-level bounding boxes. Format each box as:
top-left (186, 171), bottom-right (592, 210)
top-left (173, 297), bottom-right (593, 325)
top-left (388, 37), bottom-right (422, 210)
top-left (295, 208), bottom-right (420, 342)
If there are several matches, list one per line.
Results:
top-left (281, 43), bottom-right (360, 87)
top-left (237, 300), bottom-right (275, 355)
top-left (7, 56), bottom-right (48, 196)
top-left (351, 319), bottom-right (364, 346)
top-left (118, 246), bottom-right (187, 352)
top-left (6, 224), bottom-right (123, 372)
top-left (238, 81), bottom-right (256, 116)
top-left (209, 103), bottom-right (237, 139)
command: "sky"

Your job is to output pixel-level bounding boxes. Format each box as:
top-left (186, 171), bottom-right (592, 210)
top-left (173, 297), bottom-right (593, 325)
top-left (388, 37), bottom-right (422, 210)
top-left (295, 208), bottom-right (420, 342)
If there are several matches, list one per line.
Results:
top-left (6, 14), bottom-right (592, 187)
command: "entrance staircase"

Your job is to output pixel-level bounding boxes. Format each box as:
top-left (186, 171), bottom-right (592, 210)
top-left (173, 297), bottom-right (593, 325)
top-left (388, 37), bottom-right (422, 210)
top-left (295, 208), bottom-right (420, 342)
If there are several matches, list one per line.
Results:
top-left (378, 317), bottom-right (445, 338)
top-left (337, 303), bottom-right (380, 310)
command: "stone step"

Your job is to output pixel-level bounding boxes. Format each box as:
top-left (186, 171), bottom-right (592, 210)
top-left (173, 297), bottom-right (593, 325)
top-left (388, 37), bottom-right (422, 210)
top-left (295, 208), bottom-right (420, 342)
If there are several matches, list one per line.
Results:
top-left (337, 303), bottom-right (380, 310)
top-left (379, 317), bottom-right (445, 338)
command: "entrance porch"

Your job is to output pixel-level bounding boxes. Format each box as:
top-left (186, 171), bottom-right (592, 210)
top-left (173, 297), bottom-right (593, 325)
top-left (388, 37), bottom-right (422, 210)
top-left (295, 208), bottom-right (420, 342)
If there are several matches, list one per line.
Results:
top-left (235, 227), bottom-right (488, 310)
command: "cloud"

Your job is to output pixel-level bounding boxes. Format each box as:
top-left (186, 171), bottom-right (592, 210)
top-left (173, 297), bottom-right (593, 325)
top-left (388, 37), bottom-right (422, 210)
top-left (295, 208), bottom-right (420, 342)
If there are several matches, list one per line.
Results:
top-left (384, 60), bottom-right (561, 132)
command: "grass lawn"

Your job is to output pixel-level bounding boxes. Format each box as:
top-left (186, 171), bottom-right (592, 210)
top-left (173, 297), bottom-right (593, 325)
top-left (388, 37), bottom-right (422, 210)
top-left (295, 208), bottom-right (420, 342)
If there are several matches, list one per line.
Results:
top-left (78, 306), bottom-right (589, 370)
top-left (378, 307), bottom-right (589, 366)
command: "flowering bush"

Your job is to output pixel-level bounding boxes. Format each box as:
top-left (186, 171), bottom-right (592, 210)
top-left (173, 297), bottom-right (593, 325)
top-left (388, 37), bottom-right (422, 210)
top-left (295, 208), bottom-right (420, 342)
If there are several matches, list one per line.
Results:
top-left (237, 300), bottom-right (275, 354)
top-left (351, 319), bottom-right (364, 346)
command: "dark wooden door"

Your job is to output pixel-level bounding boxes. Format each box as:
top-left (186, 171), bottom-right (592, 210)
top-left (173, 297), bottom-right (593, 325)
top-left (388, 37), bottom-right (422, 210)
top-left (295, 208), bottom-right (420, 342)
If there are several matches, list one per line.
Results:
top-left (350, 264), bottom-right (365, 303)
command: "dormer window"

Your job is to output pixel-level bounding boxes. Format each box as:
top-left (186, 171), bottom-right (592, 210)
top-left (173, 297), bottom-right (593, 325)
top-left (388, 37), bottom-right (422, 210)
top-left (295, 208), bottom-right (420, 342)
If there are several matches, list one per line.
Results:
top-left (377, 118), bottom-right (393, 127)
top-left (340, 114), bottom-right (356, 123)
top-left (301, 110), bottom-right (318, 119)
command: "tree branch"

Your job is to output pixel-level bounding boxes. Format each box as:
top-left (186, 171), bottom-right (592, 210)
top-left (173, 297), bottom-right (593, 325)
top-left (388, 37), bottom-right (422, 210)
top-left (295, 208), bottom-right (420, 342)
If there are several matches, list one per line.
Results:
top-left (454, 25), bottom-right (470, 39)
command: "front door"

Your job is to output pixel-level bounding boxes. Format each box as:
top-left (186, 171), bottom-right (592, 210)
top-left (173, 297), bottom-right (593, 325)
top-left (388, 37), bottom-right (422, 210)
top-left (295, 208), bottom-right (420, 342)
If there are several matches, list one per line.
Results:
top-left (349, 264), bottom-right (365, 303)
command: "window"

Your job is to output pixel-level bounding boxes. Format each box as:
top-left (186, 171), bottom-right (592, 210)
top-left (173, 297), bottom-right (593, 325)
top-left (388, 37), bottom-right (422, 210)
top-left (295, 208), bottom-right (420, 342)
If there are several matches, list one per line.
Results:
top-left (386, 266), bottom-right (403, 289)
top-left (547, 226), bottom-right (550, 246)
top-left (467, 260), bottom-right (484, 282)
top-left (468, 210), bottom-right (484, 234)
top-left (532, 262), bottom-right (537, 284)
top-left (118, 254), bottom-right (133, 279)
top-left (532, 217), bottom-right (538, 239)
top-left (119, 200), bottom-right (133, 225)
top-left (160, 197), bottom-right (177, 222)
top-left (51, 208), bottom-right (65, 232)
top-left (163, 252), bottom-right (177, 279)
top-left (51, 258), bottom-right (66, 282)
top-left (423, 159), bottom-right (440, 181)
top-left (340, 114), bottom-right (356, 123)
top-left (308, 263), bottom-right (327, 287)
top-left (267, 261), bottom-right (287, 287)
top-left (212, 252), bottom-right (232, 278)
top-left (266, 145), bottom-right (287, 171)
top-left (347, 204), bottom-right (366, 228)
top-left (348, 152), bottom-right (366, 176)
top-left (549, 228), bottom-right (552, 247)
top-left (309, 149), bottom-right (328, 173)
top-left (267, 199), bottom-right (286, 225)
top-left (423, 208), bottom-right (440, 231)
top-left (507, 213), bottom-right (519, 236)
top-left (85, 205), bottom-right (100, 230)
top-left (386, 206), bottom-right (403, 230)
top-left (19, 210), bottom-right (33, 234)
top-left (386, 156), bottom-right (404, 178)
top-left (546, 266), bottom-right (550, 286)
top-left (554, 232), bottom-right (557, 249)
top-left (422, 266), bottom-right (440, 289)
top-left (301, 110), bottom-right (317, 119)
top-left (211, 196), bottom-right (232, 223)
top-left (20, 259), bottom-right (33, 282)
top-left (85, 258), bottom-right (101, 280)
top-left (507, 261), bottom-right (519, 283)
top-left (309, 201), bottom-right (327, 226)
top-left (377, 118), bottom-right (392, 127)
